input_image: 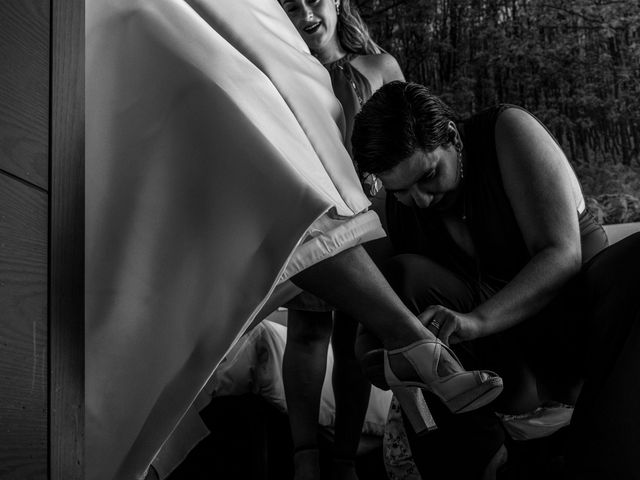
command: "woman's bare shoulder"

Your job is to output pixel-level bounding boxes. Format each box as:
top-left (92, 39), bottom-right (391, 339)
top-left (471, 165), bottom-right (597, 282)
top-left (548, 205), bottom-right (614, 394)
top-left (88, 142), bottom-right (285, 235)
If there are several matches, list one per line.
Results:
top-left (494, 106), bottom-right (553, 151)
top-left (351, 53), bottom-right (404, 85)
top-left (495, 106), bottom-right (534, 129)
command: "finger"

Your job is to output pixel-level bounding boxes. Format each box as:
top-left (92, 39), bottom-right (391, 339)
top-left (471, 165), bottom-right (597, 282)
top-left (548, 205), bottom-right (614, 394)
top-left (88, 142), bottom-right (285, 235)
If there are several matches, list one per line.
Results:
top-left (426, 308), bottom-right (449, 336)
top-left (417, 306), bottom-right (439, 326)
top-left (437, 314), bottom-right (457, 345)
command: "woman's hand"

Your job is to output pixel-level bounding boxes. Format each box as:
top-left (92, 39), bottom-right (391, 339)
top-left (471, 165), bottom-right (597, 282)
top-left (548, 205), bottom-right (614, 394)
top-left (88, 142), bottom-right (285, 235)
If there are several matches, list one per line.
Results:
top-left (418, 305), bottom-right (485, 345)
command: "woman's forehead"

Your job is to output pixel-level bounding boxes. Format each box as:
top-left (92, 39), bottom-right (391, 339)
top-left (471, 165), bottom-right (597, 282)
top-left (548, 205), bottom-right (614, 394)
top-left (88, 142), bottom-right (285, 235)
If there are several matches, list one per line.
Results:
top-left (380, 150), bottom-right (434, 187)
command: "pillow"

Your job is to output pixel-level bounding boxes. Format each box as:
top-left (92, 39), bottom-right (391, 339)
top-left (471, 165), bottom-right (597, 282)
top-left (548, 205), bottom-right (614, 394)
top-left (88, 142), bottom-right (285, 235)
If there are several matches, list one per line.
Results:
top-left (206, 319), bottom-right (392, 436)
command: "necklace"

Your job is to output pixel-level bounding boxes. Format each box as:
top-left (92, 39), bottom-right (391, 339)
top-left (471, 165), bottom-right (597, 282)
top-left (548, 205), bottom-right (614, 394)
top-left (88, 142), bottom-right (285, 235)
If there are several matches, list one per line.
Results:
top-left (340, 64), bottom-right (364, 106)
top-left (325, 54), bottom-right (365, 106)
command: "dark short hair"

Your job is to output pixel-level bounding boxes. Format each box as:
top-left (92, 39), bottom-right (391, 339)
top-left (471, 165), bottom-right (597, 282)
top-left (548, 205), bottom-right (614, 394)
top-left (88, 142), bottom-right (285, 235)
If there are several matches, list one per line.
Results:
top-left (352, 81), bottom-right (458, 174)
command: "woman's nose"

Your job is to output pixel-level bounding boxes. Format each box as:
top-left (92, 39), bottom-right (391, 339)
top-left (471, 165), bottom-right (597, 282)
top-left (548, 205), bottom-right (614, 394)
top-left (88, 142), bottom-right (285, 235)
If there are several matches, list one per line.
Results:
top-left (302, 6), bottom-right (314, 20)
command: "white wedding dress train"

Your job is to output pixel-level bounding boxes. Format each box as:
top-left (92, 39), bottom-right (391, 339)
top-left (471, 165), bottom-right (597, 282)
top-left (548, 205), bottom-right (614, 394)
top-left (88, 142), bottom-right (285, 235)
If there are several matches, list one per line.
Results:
top-left (85, 0), bottom-right (384, 479)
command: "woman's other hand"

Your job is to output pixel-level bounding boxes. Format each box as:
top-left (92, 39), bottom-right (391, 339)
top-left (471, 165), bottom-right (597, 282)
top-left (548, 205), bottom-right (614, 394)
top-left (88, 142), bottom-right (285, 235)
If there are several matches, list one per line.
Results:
top-left (418, 305), bottom-right (485, 345)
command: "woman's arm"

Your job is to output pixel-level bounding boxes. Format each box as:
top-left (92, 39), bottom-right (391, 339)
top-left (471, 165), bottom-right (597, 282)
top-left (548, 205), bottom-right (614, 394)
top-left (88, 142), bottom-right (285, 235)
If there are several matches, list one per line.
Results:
top-left (427, 108), bottom-right (583, 344)
top-left (473, 107), bottom-right (582, 336)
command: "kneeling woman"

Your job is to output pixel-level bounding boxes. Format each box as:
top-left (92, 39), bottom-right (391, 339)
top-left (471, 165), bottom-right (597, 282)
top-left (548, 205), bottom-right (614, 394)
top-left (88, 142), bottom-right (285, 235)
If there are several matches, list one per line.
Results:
top-left (352, 81), bottom-right (640, 479)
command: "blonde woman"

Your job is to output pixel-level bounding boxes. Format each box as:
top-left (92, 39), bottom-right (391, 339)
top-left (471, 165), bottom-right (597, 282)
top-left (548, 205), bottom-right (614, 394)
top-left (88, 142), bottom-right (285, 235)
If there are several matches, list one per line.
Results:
top-left (279, 1), bottom-right (405, 478)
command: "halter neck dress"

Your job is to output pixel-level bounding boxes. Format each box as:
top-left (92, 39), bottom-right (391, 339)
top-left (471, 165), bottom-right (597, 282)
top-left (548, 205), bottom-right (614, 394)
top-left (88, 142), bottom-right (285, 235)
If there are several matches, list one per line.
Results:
top-left (325, 53), bottom-right (373, 156)
top-left (284, 53), bottom-right (378, 312)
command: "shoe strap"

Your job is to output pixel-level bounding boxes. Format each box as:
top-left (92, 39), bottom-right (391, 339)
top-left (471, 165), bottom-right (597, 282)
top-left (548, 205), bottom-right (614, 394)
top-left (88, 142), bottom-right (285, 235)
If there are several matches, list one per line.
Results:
top-left (383, 348), bottom-right (401, 386)
top-left (384, 339), bottom-right (441, 385)
top-left (434, 338), bottom-right (464, 368)
top-left (387, 338), bottom-right (467, 382)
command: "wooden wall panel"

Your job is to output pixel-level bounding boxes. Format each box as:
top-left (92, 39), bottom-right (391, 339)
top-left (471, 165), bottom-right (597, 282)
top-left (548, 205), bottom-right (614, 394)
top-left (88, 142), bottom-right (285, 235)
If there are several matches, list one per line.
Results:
top-left (0, 173), bottom-right (48, 480)
top-left (49, 0), bottom-right (84, 478)
top-left (0, 0), bottom-right (49, 189)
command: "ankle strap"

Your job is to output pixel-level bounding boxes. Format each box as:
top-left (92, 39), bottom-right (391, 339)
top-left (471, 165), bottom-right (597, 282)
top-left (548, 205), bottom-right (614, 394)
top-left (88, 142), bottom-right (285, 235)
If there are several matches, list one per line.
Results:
top-left (293, 446), bottom-right (319, 455)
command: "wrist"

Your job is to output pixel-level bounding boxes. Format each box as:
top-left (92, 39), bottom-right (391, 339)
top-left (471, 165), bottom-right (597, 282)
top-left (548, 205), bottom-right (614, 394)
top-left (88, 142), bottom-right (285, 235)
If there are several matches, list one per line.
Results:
top-left (470, 310), bottom-right (491, 339)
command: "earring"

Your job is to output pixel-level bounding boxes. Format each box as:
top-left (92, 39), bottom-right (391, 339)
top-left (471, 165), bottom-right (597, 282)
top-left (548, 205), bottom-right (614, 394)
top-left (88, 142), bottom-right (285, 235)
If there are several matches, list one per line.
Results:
top-left (335, 1), bottom-right (340, 15)
top-left (455, 143), bottom-right (464, 182)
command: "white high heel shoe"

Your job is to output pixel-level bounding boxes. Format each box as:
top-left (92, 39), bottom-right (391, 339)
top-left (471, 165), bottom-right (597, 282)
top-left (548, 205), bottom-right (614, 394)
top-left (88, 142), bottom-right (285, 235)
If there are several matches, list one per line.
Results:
top-left (361, 339), bottom-right (503, 432)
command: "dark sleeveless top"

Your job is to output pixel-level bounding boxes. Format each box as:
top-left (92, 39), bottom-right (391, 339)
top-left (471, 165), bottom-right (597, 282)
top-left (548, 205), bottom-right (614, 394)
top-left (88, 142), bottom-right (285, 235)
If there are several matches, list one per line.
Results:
top-left (325, 53), bottom-right (373, 155)
top-left (386, 104), bottom-right (608, 291)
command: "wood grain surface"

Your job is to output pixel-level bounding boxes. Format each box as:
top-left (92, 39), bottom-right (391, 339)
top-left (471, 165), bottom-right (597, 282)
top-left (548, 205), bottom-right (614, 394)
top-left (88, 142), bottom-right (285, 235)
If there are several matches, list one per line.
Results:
top-left (49, 0), bottom-right (85, 478)
top-left (0, 0), bottom-right (49, 190)
top-left (0, 173), bottom-right (48, 480)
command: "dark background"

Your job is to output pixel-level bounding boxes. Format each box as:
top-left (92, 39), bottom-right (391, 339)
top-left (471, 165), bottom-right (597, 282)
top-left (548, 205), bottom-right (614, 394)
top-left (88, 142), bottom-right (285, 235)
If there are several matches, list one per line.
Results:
top-left (358, 0), bottom-right (640, 223)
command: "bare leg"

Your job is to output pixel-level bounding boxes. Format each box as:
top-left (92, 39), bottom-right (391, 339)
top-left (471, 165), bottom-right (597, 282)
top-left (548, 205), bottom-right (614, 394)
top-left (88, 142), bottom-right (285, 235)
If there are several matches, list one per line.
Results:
top-left (331, 312), bottom-right (371, 480)
top-left (292, 246), bottom-right (502, 434)
top-left (283, 309), bottom-right (333, 480)
top-left (292, 246), bottom-right (463, 383)
top-left (291, 246), bottom-right (432, 350)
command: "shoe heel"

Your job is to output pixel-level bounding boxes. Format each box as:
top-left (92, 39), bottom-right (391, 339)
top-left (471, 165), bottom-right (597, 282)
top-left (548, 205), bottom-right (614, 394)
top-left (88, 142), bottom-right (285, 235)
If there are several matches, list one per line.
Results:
top-left (392, 386), bottom-right (437, 435)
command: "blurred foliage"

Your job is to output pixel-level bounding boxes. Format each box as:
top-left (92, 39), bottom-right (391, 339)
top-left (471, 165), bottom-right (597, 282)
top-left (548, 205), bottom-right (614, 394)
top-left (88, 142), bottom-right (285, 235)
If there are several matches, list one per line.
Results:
top-left (578, 162), bottom-right (640, 222)
top-left (358, 0), bottom-right (640, 222)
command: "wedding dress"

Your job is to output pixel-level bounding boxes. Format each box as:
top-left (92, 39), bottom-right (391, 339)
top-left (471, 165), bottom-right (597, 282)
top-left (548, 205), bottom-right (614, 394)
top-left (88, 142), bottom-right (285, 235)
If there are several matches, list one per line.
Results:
top-left (85, 0), bottom-right (384, 478)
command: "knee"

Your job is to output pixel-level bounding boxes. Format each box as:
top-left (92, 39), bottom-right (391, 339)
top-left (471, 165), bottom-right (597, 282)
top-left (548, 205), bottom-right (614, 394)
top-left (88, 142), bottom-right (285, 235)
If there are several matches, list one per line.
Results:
top-left (585, 232), bottom-right (640, 295)
top-left (286, 310), bottom-right (332, 348)
top-left (615, 231), bottom-right (640, 269)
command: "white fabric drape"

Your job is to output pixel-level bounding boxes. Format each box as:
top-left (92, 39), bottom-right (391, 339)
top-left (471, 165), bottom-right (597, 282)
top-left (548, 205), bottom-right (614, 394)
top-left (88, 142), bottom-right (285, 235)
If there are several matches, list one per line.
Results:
top-left (85, 0), bottom-right (384, 479)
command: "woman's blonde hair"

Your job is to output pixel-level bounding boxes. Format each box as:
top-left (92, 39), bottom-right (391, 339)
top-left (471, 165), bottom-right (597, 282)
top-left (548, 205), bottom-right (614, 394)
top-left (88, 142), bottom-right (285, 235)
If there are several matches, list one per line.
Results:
top-left (337, 0), bottom-right (383, 55)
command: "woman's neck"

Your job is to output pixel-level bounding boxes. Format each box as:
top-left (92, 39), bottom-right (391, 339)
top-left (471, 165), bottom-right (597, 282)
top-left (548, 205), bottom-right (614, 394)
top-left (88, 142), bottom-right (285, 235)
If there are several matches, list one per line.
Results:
top-left (314, 40), bottom-right (348, 65)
